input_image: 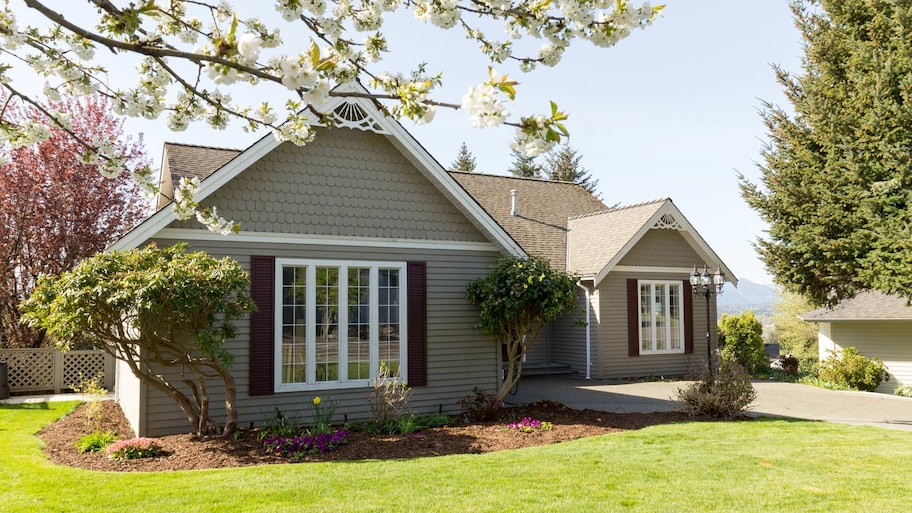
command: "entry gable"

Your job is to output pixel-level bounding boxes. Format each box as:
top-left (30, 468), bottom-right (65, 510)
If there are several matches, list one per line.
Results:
top-left (568, 198), bottom-right (737, 286)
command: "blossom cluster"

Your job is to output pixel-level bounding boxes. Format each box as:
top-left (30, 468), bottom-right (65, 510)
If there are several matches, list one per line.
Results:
top-left (263, 429), bottom-right (351, 457)
top-left (0, 0), bottom-right (660, 232)
top-left (105, 437), bottom-right (164, 460)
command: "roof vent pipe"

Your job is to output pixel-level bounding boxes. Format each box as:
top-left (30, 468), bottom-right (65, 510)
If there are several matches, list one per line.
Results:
top-left (510, 189), bottom-right (518, 217)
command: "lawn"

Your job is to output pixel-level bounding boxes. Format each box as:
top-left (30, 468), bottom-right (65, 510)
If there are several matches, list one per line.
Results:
top-left (2, 401), bottom-right (910, 512)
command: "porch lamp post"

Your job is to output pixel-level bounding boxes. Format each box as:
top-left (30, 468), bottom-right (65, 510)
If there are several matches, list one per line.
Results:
top-left (690, 265), bottom-right (725, 377)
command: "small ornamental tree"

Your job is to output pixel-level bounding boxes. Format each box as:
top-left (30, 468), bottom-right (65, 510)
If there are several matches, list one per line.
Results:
top-left (717, 311), bottom-right (768, 376)
top-left (21, 243), bottom-right (254, 437)
top-left (466, 255), bottom-right (579, 402)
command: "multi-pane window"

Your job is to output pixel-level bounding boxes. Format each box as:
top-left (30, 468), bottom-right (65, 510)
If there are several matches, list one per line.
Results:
top-left (638, 281), bottom-right (684, 354)
top-left (277, 259), bottom-right (406, 391)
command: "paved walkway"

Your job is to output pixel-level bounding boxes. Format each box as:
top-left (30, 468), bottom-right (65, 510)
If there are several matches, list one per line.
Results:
top-left (0, 392), bottom-right (115, 405)
top-left (505, 376), bottom-right (912, 431)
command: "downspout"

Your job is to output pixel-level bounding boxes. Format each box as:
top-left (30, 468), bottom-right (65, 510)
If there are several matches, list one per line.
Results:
top-left (577, 281), bottom-right (592, 380)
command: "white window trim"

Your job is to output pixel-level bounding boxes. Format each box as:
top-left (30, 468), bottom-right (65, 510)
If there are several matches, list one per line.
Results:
top-left (638, 280), bottom-right (685, 355)
top-left (274, 258), bottom-right (408, 392)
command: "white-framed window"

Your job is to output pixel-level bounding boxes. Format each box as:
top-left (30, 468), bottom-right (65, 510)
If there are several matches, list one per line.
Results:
top-left (638, 280), bottom-right (684, 354)
top-left (275, 259), bottom-right (407, 392)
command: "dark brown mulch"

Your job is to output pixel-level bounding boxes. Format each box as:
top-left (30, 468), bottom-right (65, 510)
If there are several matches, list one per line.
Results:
top-left (38, 400), bottom-right (699, 472)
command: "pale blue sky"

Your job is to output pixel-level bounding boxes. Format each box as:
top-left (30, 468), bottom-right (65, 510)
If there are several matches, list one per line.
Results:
top-left (119, 1), bottom-right (802, 285)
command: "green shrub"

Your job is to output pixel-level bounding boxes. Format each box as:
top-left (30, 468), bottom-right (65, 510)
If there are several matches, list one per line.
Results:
top-left (894, 386), bottom-right (912, 398)
top-left (74, 429), bottom-right (117, 453)
top-left (718, 311), bottom-right (769, 375)
top-left (458, 387), bottom-right (500, 422)
top-left (818, 347), bottom-right (889, 392)
top-left (676, 356), bottom-right (757, 418)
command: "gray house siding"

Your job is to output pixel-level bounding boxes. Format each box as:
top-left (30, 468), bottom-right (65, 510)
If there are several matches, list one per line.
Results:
top-left (125, 125), bottom-right (508, 436)
top-left (549, 288), bottom-right (596, 376)
top-left (170, 127), bottom-right (487, 243)
top-left (595, 227), bottom-right (711, 379)
top-left (136, 240), bottom-right (500, 436)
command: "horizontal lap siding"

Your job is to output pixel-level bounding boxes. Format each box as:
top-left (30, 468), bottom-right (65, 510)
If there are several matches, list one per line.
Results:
top-left (139, 240), bottom-right (500, 436)
top-left (549, 289), bottom-right (593, 373)
top-left (830, 321), bottom-right (912, 394)
top-left (598, 271), bottom-right (706, 379)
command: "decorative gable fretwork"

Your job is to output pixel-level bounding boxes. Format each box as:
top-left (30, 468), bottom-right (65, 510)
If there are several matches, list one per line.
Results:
top-left (328, 101), bottom-right (388, 134)
top-left (652, 213), bottom-right (682, 230)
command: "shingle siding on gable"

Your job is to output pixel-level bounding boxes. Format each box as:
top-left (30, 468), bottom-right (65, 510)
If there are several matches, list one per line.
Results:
top-left (617, 229), bottom-right (702, 268)
top-left (169, 128), bottom-right (487, 242)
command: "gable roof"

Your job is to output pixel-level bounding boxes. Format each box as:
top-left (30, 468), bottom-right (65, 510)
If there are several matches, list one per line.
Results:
top-left (449, 171), bottom-right (607, 270)
top-left (111, 82), bottom-right (525, 256)
top-left (568, 198), bottom-right (737, 286)
top-left (800, 291), bottom-right (912, 321)
top-left (156, 143), bottom-right (241, 208)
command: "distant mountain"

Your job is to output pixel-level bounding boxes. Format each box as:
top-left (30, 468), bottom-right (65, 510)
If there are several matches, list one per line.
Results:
top-left (716, 278), bottom-right (779, 321)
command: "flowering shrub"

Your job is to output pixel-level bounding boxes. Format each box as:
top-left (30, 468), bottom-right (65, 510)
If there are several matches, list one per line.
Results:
top-left (507, 417), bottom-right (553, 433)
top-left (263, 430), bottom-right (350, 458)
top-left (105, 437), bottom-right (163, 460)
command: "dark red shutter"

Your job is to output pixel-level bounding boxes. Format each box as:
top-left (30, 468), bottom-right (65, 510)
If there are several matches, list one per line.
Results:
top-left (627, 279), bottom-right (639, 357)
top-left (406, 261), bottom-right (427, 387)
top-left (249, 255), bottom-right (275, 396)
top-left (683, 281), bottom-right (694, 354)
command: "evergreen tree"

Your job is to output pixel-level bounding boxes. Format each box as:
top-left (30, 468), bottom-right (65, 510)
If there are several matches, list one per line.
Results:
top-left (451, 142), bottom-right (477, 172)
top-left (544, 143), bottom-right (600, 196)
top-left (740, 1), bottom-right (912, 305)
top-left (508, 135), bottom-right (542, 178)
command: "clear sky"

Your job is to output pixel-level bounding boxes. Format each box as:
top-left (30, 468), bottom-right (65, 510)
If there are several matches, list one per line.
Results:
top-left (120, 1), bottom-right (803, 285)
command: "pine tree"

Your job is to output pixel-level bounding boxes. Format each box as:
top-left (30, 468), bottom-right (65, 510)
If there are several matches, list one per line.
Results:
top-left (543, 143), bottom-right (600, 196)
top-left (740, 0), bottom-right (912, 305)
top-left (451, 142), bottom-right (477, 172)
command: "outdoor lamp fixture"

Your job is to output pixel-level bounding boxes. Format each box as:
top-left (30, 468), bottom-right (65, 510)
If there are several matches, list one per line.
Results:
top-left (690, 265), bottom-right (725, 377)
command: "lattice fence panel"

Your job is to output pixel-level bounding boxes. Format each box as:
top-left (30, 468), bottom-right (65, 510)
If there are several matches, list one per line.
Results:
top-left (62, 351), bottom-right (107, 390)
top-left (0, 349), bottom-right (54, 391)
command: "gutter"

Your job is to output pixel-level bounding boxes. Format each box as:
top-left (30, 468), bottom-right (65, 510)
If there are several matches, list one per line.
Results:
top-left (576, 280), bottom-right (592, 380)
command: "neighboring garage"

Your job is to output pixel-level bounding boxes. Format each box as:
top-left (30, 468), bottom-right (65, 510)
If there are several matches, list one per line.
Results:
top-left (800, 291), bottom-right (912, 394)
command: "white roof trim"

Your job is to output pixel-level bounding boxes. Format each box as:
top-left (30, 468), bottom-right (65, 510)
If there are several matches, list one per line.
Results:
top-left (110, 82), bottom-right (525, 256)
top-left (592, 200), bottom-right (737, 287)
top-left (152, 228), bottom-right (500, 252)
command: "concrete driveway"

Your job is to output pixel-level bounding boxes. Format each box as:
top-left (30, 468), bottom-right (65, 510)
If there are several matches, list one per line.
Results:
top-left (505, 376), bottom-right (912, 431)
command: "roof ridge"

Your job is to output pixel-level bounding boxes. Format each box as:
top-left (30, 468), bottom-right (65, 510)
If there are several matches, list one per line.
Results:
top-left (165, 141), bottom-right (243, 153)
top-left (568, 198), bottom-right (670, 220)
top-left (448, 170), bottom-right (584, 187)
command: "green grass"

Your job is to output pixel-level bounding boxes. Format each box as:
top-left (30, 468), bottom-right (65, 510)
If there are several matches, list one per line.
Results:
top-left (2, 401), bottom-right (911, 512)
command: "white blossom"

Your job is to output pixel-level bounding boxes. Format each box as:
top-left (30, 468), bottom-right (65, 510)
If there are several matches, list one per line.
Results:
top-left (461, 84), bottom-right (508, 128)
top-left (237, 33), bottom-right (262, 62)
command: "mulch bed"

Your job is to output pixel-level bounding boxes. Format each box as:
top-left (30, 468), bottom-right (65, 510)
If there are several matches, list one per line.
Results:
top-left (38, 400), bottom-right (701, 472)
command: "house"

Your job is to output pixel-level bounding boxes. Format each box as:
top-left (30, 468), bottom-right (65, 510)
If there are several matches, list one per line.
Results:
top-left (800, 291), bottom-right (912, 393)
top-left (451, 172), bottom-right (736, 380)
top-left (109, 83), bottom-right (734, 436)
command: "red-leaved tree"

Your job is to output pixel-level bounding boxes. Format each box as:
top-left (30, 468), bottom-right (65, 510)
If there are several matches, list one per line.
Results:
top-left (0, 94), bottom-right (150, 348)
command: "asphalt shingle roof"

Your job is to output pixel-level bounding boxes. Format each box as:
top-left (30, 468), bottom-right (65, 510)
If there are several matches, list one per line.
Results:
top-left (164, 142), bottom-right (241, 181)
top-left (449, 172), bottom-right (607, 269)
top-left (800, 290), bottom-right (912, 321)
top-left (567, 199), bottom-right (668, 276)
